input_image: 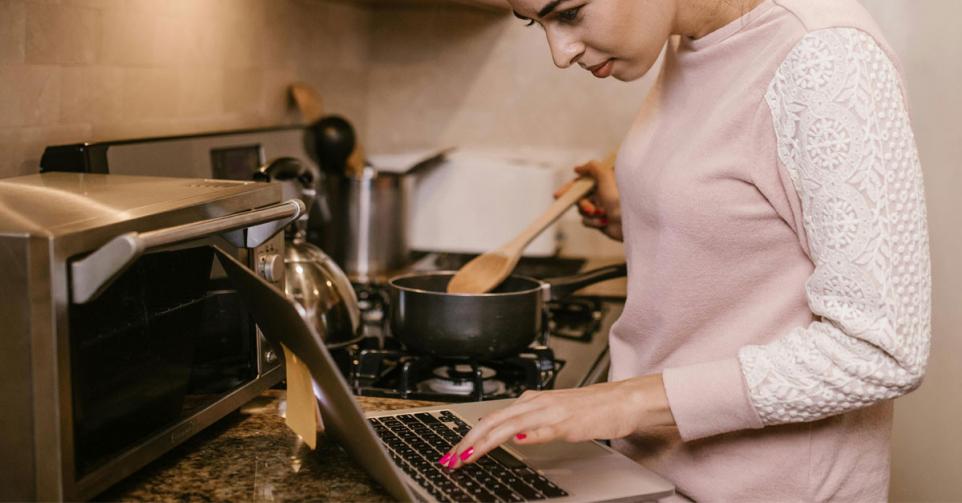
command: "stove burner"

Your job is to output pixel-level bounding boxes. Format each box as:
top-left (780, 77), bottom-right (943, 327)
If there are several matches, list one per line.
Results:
top-left (345, 345), bottom-right (563, 402)
top-left (432, 364), bottom-right (497, 381)
top-left (546, 298), bottom-right (603, 342)
top-left (425, 364), bottom-right (506, 396)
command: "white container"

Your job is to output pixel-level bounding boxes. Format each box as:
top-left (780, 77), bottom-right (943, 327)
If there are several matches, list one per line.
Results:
top-left (404, 149), bottom-right (578, 257)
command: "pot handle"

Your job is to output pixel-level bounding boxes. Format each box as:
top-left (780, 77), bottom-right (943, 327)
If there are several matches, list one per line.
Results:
top-left (544, 263), bottom-right (627, 301)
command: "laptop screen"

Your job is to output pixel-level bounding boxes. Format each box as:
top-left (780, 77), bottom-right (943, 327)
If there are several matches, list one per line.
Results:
top-left (214, 247), bottom-right (414, 501)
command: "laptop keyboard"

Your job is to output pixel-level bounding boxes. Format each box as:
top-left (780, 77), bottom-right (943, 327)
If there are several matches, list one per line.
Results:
top-left (368, 410), bottom-right (569, 502)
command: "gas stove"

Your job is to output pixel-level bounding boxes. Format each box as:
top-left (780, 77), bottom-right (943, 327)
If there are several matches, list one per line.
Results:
top-left (329, 252), bottom-right (623, 402)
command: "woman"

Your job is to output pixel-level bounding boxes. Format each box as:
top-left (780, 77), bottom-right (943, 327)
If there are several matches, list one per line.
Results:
top-left (441, 0), bottom-right (931, 500)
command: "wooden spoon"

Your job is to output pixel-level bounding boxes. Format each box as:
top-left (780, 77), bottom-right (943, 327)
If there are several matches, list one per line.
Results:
top-left (446, 177), bottom-right (596, 294)
top-left (448, 152), bottom-right (616, 294)
top-left (289, 82), bottom-right (325, 123)
top-left (447, 167), bottom-right (613, 295)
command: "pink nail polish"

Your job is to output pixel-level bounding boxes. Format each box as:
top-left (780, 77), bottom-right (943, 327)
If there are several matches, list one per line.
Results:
top-left (459, 447), bottom-right (474, 461)
top-left (515, 433), bottom-right (527, 440)
top-left (447, 455), bottom-right (458, 468)
top-left (438, 453), bottom-right (451, 465)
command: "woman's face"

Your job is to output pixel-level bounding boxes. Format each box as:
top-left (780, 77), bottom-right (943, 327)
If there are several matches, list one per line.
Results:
top-left (508, 0), bottom-right (675, 81)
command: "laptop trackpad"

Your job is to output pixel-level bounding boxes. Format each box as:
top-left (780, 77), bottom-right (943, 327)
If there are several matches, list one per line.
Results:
top-left (516, 440), bottom-right (608, 463)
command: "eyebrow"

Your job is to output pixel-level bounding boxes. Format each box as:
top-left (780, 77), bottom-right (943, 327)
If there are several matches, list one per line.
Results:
top-left (512, 0), bottom-right (564, 21)
top-left (537, 0), bottom-right (563, 17)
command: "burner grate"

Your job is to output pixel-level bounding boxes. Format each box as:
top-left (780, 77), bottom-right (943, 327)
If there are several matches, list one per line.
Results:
top-left (345, 346), bottom-right (564, 402)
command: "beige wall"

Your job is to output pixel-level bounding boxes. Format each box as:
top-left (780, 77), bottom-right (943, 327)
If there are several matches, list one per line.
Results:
top-left (0, 0), bottom-right (369, 178)
top-left (860, 1), bottom-right (962, 500)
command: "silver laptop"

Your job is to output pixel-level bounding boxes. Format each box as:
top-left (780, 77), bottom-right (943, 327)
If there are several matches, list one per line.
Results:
top-left (216, 248), bottom-right (674, 502)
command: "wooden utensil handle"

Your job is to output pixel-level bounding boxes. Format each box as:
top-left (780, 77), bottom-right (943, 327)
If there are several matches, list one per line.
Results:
top-left (289, 83), bottom-right (324, 123)
top-left (345, 141), bottom-right (366, 177)
top-left (504, 177), bottom-right (596, 254)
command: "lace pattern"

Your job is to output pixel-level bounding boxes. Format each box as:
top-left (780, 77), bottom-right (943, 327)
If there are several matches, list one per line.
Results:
top-left (740, 28), bottom-right (931, 424)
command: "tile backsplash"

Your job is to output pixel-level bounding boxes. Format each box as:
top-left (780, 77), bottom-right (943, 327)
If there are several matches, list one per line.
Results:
top-left (0, 0), bottom-right (370, 177)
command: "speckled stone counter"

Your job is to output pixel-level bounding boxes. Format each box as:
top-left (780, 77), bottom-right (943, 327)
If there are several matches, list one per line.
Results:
top-left (97, 390), bottom-right (439, 502)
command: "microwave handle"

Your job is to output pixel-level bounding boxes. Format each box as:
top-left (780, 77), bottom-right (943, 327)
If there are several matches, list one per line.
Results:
top-left (71, 199), bottom-right (305, 304)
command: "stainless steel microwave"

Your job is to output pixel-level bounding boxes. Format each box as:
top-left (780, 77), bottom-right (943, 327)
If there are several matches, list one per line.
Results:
top-left (0, 172), bottom-right (304, 501)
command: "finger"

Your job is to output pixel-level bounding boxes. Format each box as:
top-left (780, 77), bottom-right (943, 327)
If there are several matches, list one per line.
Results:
top-left (573, 163), bottom-right (595, 177)
top-left (461, 404), bottom-right (566, 465)
top-left (573, 158), bottom-right (607, 177)
top-left (443, 399), bottom-right (543, 468)
top-left (448, 402), bottom-right (531, 468)
top-left (552, 178), bottom-right (576, 199)
top-left (582, 216), bottom-right (609, 229)
top-left (577, 198), bottom-right (596, 216)
top-left (512, 424), bottom-right (561, 446)
top-left (516, 389), bottom-right (541, 403)
top-left (446, 395), bottom-right (550, 468)
top-left (577, 199), bottom-right (607, 217)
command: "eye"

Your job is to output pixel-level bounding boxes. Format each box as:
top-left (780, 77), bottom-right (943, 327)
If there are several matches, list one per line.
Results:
top-left (556, 6), bottom-right (582, 24)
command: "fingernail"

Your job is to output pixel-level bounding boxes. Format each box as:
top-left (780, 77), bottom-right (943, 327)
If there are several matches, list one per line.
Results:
top-left (459, 447), bottom-right (474, 461)
top-left (447, 456), bottom-right (458, 468)
top-left (438, 453), bottom-right (451, 465)
top-left (515, 433), bottom-right (527, 440)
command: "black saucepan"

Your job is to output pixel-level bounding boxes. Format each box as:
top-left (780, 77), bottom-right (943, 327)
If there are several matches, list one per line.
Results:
top-left (387, 264), bottom-right (626, 359)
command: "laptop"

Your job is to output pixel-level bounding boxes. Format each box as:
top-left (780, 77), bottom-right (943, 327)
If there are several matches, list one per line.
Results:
top-left (216, 248), bottom-right (674, 502)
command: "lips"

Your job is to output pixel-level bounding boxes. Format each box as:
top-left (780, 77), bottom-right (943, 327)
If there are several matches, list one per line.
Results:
top-left (586, 59), bottom-right (614, 78)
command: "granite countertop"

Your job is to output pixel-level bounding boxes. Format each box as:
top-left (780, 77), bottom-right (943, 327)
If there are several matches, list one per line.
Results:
top-left (98, 390), bottom-right (439, 502)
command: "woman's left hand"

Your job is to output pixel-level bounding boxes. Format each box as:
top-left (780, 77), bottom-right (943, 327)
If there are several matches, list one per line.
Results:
top-left (438, 374), bottom-right (676, 469)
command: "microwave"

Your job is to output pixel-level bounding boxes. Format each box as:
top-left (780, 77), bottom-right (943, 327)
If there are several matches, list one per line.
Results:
top-left (0, 172), bottom-right (303, 501)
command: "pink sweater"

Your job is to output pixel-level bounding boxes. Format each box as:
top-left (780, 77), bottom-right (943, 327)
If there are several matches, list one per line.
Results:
top-left (608, 0), bottom-right (931, 500)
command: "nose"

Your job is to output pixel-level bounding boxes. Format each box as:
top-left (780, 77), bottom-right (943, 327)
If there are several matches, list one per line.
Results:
top-left (545, 28), bottom-right (584, 69)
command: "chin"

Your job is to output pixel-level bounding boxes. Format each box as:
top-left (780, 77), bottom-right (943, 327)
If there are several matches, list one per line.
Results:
top-left (615, 63), bottom-right (653, 82)
top-left (611, 59), bottom-right (657, 82)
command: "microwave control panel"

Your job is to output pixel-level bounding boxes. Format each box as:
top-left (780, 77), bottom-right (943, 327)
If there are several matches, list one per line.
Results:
top-left (252, 231), bottom-right (285, 371)
top-left (253, 233), bottom-right (284, 286)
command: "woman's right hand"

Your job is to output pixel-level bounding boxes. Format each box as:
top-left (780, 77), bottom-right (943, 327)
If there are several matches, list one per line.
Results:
top-left (555, 156), bottom-right (623, 241)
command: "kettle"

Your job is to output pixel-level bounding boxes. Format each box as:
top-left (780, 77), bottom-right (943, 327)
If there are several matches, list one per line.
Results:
top-left (254, 157), bottom-right (362, 348)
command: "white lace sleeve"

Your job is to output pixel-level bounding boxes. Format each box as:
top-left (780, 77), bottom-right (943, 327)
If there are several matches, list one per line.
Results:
top-left (740, 28), bottom-right (931, 425)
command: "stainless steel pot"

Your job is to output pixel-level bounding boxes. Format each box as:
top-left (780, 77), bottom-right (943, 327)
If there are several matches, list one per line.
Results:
top-left (313, 166), bottom-right (410, 282)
